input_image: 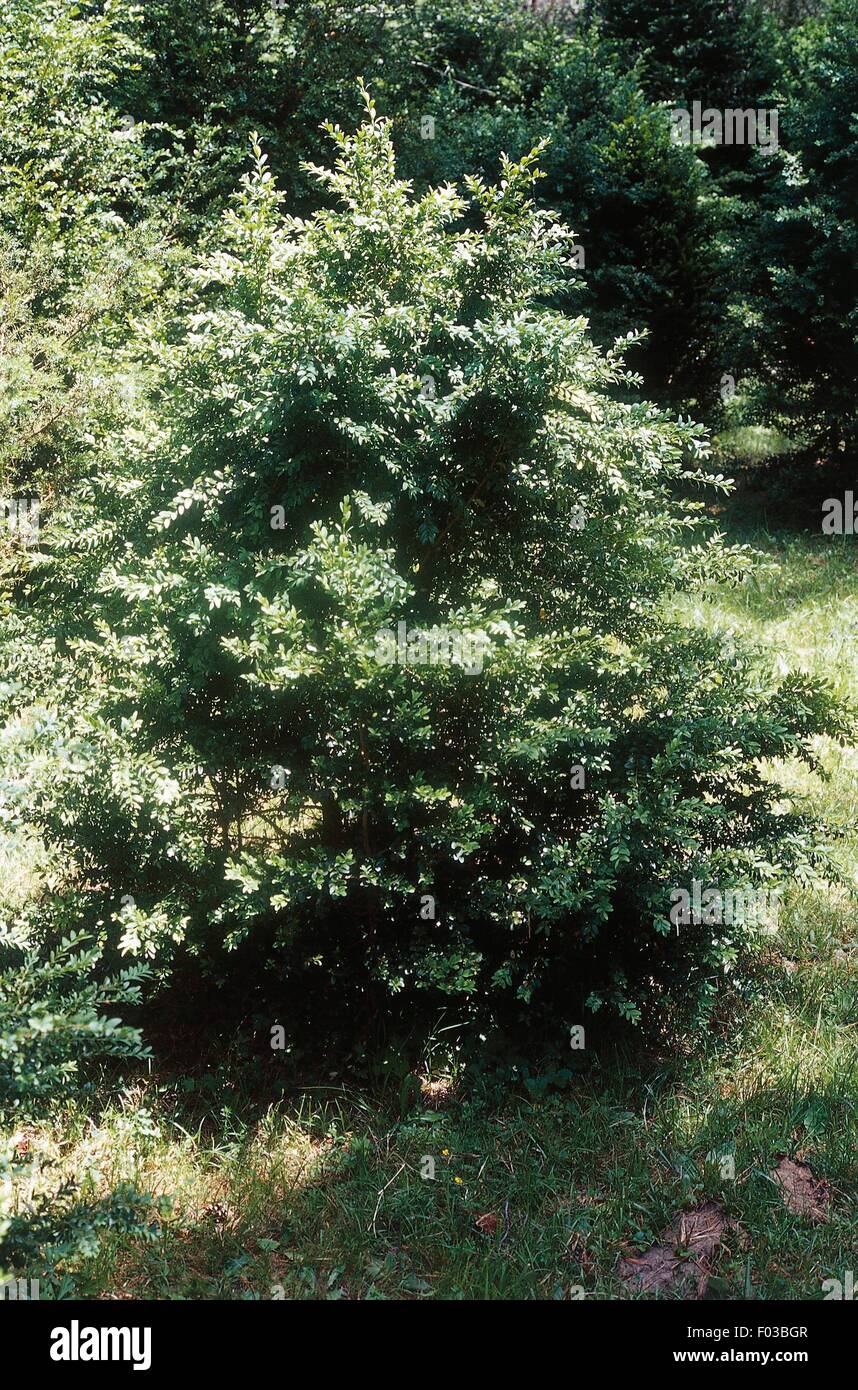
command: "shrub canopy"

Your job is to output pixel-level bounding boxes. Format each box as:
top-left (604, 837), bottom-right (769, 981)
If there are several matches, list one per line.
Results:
top-left (3, 99), bottom-right (845, 1047)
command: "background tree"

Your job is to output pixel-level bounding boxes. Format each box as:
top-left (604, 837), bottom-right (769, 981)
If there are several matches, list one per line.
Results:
top-left (735, 0), bottom-right (858, 461)
top-left (124, 0), bottom-right (729, 408)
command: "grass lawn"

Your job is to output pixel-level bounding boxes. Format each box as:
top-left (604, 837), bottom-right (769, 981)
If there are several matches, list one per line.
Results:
top-left (9, 519), bottom-right (858, 1300)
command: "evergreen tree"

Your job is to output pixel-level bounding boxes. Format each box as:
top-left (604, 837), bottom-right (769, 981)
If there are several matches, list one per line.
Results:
top-left (4, 101), bottom-right (845, 1046)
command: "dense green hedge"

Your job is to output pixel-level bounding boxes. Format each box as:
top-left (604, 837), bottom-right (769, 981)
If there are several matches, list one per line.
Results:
top-left (3, 105), bottom-right (846, 1050)
top-left (0, 1), bottom-right (853, 1073)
